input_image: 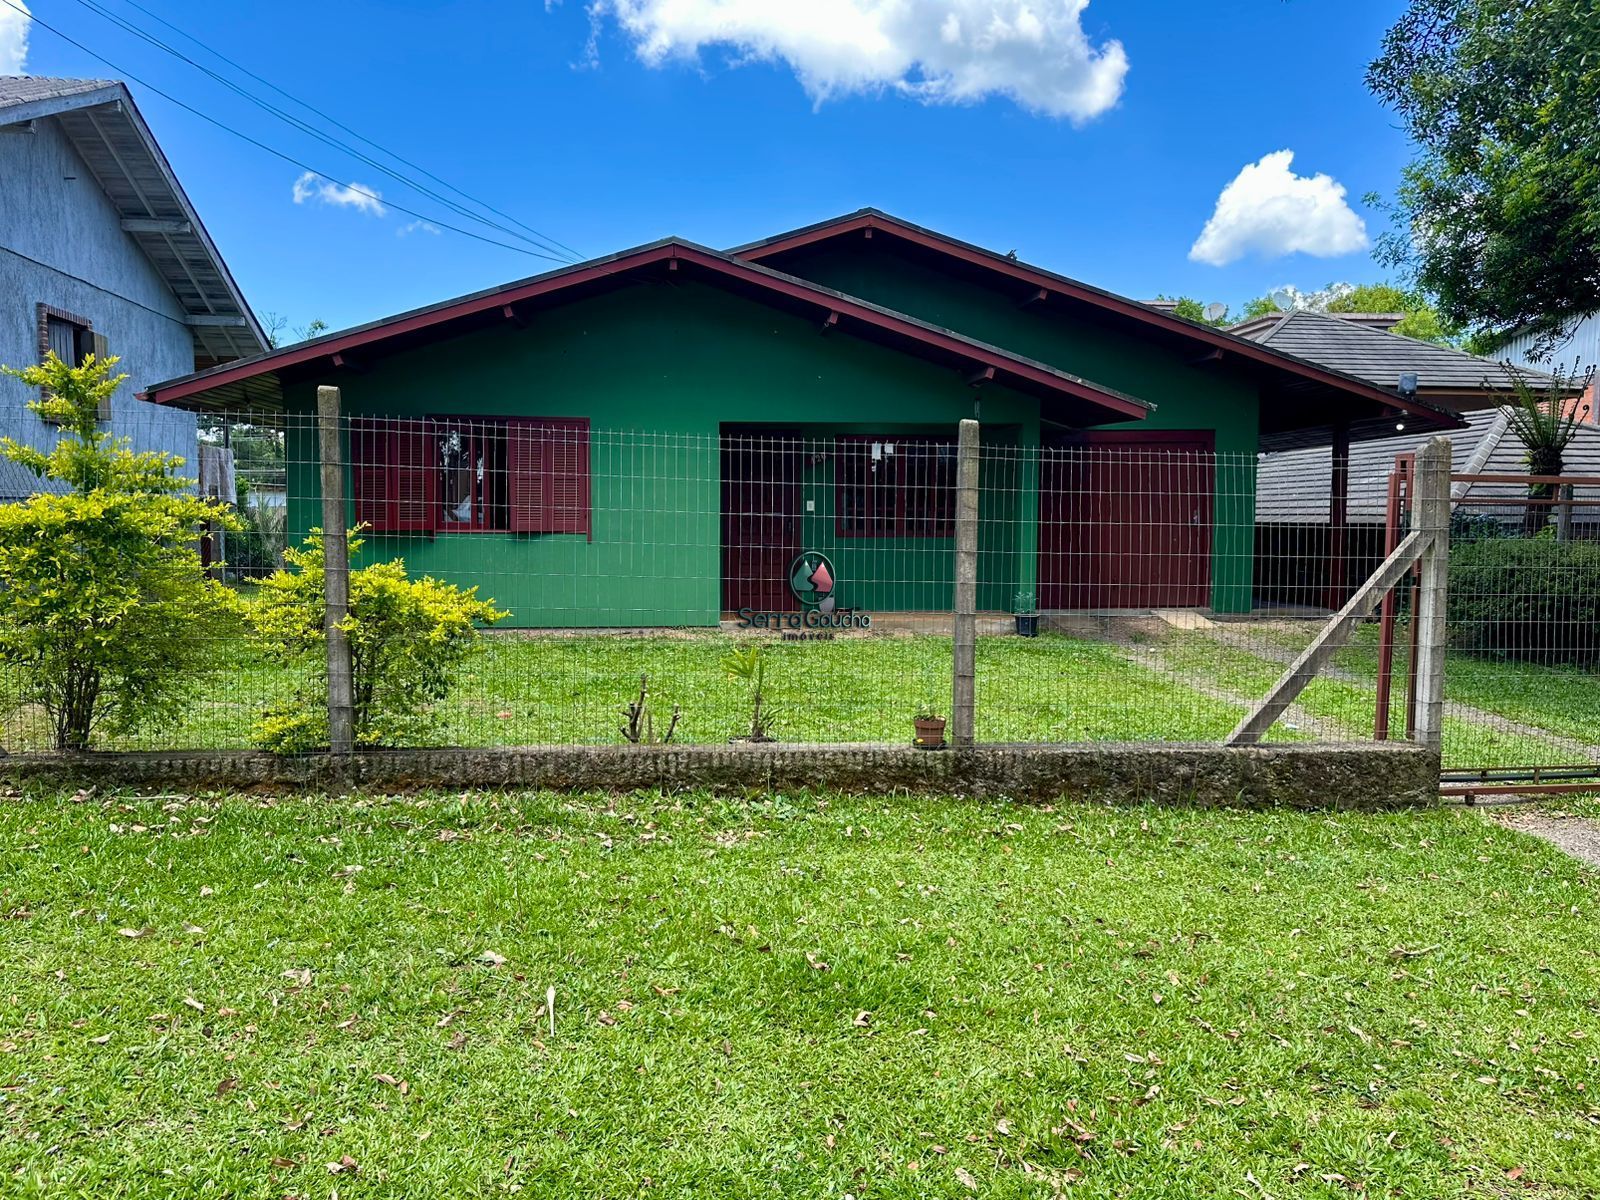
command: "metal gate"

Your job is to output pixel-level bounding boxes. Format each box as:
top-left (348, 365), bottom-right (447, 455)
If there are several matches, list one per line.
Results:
top-left (1377, 456), bottom-right (1600, 798)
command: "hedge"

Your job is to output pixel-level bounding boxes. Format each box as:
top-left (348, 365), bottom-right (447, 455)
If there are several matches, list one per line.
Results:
top-left (1448, 537), bottom-right (1600, 666)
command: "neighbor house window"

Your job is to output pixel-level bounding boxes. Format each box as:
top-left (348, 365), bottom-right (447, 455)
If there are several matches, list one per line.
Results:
top-left (352, 416), bottom-right (589, 537)
top-left (36, 304), bottom-right (110, 420)
top-left (835, 436), bottom-right (956, 538)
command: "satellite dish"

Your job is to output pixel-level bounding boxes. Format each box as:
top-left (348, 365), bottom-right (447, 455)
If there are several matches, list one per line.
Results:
top-left (1203, 301), bottom-right (1228, 323)
top-left (1270, 288), bottom-right (1296, 312)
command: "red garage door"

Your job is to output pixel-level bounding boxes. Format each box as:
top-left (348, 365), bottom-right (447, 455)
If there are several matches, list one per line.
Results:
top-left (1039, 431), bottom-right (1214, 610)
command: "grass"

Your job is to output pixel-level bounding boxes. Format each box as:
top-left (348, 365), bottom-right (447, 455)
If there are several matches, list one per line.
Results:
top-left (2, 787), bottom-right (1598, 1197)
top-left (1, 621), bottom-right (1593, 774)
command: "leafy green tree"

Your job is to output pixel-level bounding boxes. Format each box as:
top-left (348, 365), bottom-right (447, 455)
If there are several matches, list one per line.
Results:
top-left (1233, 282), bottom-right (1456, 343)
top-left (1368, 0), bottom-right (1600, 350)
top-left (0, 352), bottom-right (240, 750)
top-left (1152, 295), bottom-right (1232, 327)
top-left (246, 528), bottom-right (506, 751)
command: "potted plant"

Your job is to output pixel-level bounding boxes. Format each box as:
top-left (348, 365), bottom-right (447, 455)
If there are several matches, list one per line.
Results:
top-left (912, 706), bottom-right (947, 750)
top-left (1013, 589), bottom-right (1039, 638)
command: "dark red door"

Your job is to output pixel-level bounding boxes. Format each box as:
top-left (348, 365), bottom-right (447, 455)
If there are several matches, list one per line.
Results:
top-left (722, 432), bottom-right (803, 612)
top-left (1039, 431), bottom-right (1214, 609)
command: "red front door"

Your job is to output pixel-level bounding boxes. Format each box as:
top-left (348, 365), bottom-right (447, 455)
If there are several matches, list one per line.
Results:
top-left (722, 432), bottom-right (803, 612)
top-left (1039, 432), bottom-right (1214, 610)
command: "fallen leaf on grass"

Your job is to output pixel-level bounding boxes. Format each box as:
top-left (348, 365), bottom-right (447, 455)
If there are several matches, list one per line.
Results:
top-left (215, 1078), bottom-right (238, 1097)
top-left (955, 1166), bottom-right (978, 1191)
top-left (88, 1033), bottom-right (111, 1045)
top-left (805, 952), bottom-right (830, 972)
top-left (597, 1011), bottom-right (617, 1027)
top-left (281, 968), bottom-right (313, 987)
top-left (270, 1156), bottom-right (297, 1169)
top-left (853, 1011), bottom-right (872, 1028)
top-left (182, 923), bottom-right (206, 936)
top-left (1389, 944), bottom-right (1440, 960)
top-left (327, 1155), bottom-right (359, 1175)
top-left (117, 927), bottom-right (151, 939)
top-left (331, 865), bottom-right (363, 879)
top-left (373, 1073), bottom-right (410, 1095)
top-left (478, 950), bottom-right (507, 967)
top-left (183, 997), bottom-right (205, 1012)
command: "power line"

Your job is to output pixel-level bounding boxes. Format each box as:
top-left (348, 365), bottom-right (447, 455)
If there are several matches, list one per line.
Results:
top-left (0, 0), bottom-right (575, 263)
top-left (112, 0), bottom-right (584, 262)
top-left (58, 0), bottom-right (582, 262)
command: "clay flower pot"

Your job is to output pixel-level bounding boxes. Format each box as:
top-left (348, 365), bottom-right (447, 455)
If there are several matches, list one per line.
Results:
top-left (913, 716), bottom-right (947, 749)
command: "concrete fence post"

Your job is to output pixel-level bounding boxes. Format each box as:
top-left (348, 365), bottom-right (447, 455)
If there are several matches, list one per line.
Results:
top-left (951, 418), bottom-right (980, 748)
top-left (316, 385), bottom-right (356, 756)
top-left (1411, 436), bottom-right (1452, 751)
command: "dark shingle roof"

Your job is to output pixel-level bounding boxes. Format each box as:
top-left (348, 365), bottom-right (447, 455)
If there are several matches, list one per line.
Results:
top-left (0, 76), bottom-right (118, 107)
top-left (1258, 408), bottom-right (1600, 525)
top-left (1234, 310), bottom-right (1556, 406)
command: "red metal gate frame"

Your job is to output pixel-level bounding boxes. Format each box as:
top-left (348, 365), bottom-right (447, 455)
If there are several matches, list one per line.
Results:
top-left (1377, 459), bottom-right (1600, 797)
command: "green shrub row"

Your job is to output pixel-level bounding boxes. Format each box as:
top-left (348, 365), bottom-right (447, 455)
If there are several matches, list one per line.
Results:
top-left (1448, 537), bottom-right (1600, 666)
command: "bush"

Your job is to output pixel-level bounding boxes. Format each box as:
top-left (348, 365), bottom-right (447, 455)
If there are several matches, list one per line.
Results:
top-left (246, 529), bottom-right (506, 752)
top-left (1448, 538), bottom-right (1600, 667)
top-left (0, 352), bottom-right (240, 750)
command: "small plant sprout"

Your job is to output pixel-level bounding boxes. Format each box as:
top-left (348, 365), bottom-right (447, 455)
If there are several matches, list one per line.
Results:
top-left (721, 643), bottom-right (780, 742)
top-left (1012, 589), bottom-right (1038, 616)
top-left (619, 673), bottom-right (679, 744)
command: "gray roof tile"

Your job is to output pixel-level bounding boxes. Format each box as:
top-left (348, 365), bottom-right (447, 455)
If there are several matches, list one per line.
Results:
top-left (1236, 310), bottom-right (1556, 400)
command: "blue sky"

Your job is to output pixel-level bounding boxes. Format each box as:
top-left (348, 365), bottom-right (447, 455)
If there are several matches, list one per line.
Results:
top-left (5, 0), bottom-right (1417, 336)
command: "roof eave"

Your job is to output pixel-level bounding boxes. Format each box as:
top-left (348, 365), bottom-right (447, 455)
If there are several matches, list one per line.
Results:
top-left (141, 239), bottom-right (1149, 424)
top-left (732, 210), bottom-right (1446, 424)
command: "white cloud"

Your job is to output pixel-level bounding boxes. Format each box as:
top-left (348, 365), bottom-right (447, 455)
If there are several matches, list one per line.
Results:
top-left (397, 219), bottom-right (441, 237)
top-left (291, 171), bottom-right (386, 217)
top-left (585, 0), bottom-right (1128, 122)
top-left (0, 1), bottom-right (29, 74)
top-left (1189, 150), bottom-right (1368, 267)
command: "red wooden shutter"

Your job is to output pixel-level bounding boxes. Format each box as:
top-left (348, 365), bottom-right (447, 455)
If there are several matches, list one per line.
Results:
top-left (545, 420), bottom-right (590, 536)
top-left (508, 418), bottom-right (589, 536)
top-left (351, 418), bottom-right (434, 532)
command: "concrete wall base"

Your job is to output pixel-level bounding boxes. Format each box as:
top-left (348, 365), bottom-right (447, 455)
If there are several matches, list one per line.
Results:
top-left (0, 742), bottom-right (1440, 809)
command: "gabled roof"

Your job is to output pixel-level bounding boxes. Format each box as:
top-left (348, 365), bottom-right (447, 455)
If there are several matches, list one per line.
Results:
top-left (1230, 310), bottom-right (1558, 409)
top-left (0, 77), bottom-right (266, 361)
top-left (731, 208), bottom-right (1465, 449)
top-left (141, 239), bottom-right (1150, 424)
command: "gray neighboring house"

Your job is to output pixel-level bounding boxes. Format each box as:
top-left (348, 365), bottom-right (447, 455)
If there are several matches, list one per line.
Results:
top-left (1230, 311), bottom-right (1573, 606)
top-left (0, 76), bottom-right (265, 500)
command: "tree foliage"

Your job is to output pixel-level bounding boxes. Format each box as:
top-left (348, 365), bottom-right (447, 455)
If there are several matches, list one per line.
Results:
top-left (1496, 363), bottom-right (1595, 535)
top-left (1368, 0), bottom-right (1600, 350)
top-left (0, 353), bottom-right (240, 750)
top-left (246, 529), bottom-right (506, 751)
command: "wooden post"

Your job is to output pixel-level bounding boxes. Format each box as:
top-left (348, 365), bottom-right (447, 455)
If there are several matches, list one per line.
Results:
top-left (1411, 436), bottom-right (1451, 751)
top-left (317, 385), bottom-right (355, 756)
top-left (951, 418), bottom-right (980, 748)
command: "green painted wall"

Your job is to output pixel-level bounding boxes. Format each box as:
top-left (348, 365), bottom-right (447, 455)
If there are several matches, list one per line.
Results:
top-left (765, 244), bottom-right (1262, 611)
top-left (283, 280), bottom-right (1041, 627)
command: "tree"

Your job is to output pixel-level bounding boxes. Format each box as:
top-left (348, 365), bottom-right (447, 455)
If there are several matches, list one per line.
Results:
top-left (261, 313), bottom-right (331, 349)
top-left (1233, 281), bottom-right (1456, 343)
top-left (1498, 364), bottom-right (1595, 536)
top-left (1368, 0), bottom-right (1600, 352)
top-left (0, 353), bottom-right (240, 749)
top-left (1152, 295), bottom-right (1232, 327)
top-left (246, 528), bottom-right (506, 751)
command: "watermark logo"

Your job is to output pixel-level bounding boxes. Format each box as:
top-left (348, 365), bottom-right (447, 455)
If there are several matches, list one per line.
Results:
top-left (789, 551), bottom-right (836, 612)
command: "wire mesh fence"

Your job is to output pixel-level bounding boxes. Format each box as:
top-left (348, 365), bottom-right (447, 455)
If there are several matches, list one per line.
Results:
top-left (1, 404), bottom-right (1593, 768)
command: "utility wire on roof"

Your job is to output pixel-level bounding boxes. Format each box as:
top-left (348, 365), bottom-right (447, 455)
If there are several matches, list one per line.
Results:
top-left (0, 0), bottom-right (576, 264)
top-left (65, 0), bottom-right (582, 263)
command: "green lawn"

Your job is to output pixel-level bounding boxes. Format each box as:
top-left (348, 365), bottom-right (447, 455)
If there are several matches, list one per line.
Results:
top-left (1, 623), bottom-right (1593, 773)
top-left (2, 788), bottom-right (1597, 1197)
top-left (1, 632), bottom-right (1250, 753)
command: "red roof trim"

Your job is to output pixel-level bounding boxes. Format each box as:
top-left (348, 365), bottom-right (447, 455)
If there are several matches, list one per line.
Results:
top-left (142, 240), bottom-right (1146, 421)
top-left (735, 211), bottom-right (1454, 423)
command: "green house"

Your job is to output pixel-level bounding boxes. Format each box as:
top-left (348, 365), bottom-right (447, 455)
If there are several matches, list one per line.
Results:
top-left (145, 211), bottom-right (1458, 628)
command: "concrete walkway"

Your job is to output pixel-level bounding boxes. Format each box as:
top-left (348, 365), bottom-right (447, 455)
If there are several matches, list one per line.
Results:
top-left (1494, 810), bottom-right (1600, 868)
